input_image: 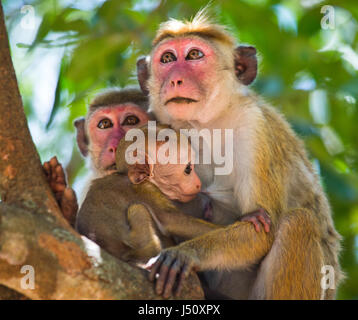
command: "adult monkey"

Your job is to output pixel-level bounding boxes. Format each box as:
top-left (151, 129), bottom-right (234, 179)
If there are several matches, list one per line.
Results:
top-left (44, 88), bottom-right (151, 225)
top-left (137, 11), bottom-right (343, 299)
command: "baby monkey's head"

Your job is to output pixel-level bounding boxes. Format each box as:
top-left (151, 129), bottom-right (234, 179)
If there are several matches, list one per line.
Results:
top-left (116, 123), bottom-right (201, 202)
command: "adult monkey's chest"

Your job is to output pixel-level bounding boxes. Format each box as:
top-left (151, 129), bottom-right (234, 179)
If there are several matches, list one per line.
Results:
top-left (195, 162), bottom-right (240, 225)
top-left (195, 127), bottom-right (257, 219)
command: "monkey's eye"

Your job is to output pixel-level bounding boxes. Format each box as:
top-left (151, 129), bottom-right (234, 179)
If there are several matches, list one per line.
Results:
top-left (186, 49), bottom-right (204, 60)
top-left (122, 115), bottom-right (140, 126)
top-left (97, 118), bottom-right (113, 129)
top-left (160, 52), bottom-right (177, 63)
top-left (184, 163), bottom-right (192, 175)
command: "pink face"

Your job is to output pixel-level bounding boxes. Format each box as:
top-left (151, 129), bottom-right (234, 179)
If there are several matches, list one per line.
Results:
top-left (153, 161), bottom-right (201, 202)
top-left (151, 37), bottom-right (218, 121)
top-left (88, 104), bottom-right (149, 173)
top-left (150, 144), bottom-right (201, 202)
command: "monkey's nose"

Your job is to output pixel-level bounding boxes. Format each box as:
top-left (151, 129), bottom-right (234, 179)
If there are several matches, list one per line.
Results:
top-left (108, 146), bottom-right (117, 153)
top-left (170, 79), bottom-right (183, 87)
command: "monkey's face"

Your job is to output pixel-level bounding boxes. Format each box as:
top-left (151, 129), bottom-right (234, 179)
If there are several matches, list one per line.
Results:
top-left (87, 104), bottom-right (149, 174)
top-left (152, 162), bottom-right (201, 203)
top-left (150, 144), bottom-right (201, 202)
top-left (150, 37), bottom-right (230, 124)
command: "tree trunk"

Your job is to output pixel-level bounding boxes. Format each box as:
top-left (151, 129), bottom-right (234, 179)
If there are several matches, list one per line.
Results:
top-left (0, 1), bottom-right (203, 300)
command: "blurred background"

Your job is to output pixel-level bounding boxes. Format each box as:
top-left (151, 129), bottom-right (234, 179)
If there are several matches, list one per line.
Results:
top-left (2, 0), bottom-right (358, 299)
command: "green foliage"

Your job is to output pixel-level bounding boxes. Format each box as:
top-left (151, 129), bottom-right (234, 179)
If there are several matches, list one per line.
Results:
top-left (4, 0), bottom-right (358, 299)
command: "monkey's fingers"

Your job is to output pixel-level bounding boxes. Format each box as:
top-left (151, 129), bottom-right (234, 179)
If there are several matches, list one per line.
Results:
top-left (44, 160), bottom-right (64, 194)
top-left (155, 255), bottom-right (174, 296)
top-left (163, 260), bottom-right (181, 299)
top-left (49, 155), bottom-right (59, 166)
top-left (241, 216), bottom-right (261, 232)
top-left (258, 214), bottom-right (271, 233)
top-left (242, 208), bottom-right (272, 233)
top-left (44, 156), bottom-right (67, 193)
top-left (55, 164), bottom-right (66, 185)
top-left (174, 263), bottom-right (191, 297)
top-left (43, 161), bottom-right (51, 179)
top-left (49, 156), bottom-right (60, 182)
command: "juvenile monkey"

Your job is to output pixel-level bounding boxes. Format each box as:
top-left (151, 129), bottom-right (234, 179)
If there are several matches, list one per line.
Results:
top-left (137, 10), bottom-right (343, 299)
top-left (44, 88), bottom-right (151, 225)
top-left (76, 124), bottom-right (221, 264)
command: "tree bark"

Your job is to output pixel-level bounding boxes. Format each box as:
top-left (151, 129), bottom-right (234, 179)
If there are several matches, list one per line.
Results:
top-left (0, 1), bottom-right (64, 221)
top-left (0, 1), bottom-right (203, 300)
top-left (0, 203), bottom-right (203, 299)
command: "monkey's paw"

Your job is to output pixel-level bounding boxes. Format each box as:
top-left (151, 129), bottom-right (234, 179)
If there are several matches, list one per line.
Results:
top-left (148, 246), bottom-right (200, 298)
top-left (241, 208), bottom-right (271, 233)
top-left (43, 156), bottom-right (67, 195)
top-left (43, 156), bottom-right (78, 226)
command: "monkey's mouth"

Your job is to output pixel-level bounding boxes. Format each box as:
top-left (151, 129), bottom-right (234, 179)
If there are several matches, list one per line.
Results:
top-left (105, 163), bottom-right (117, 171)
top-left (165, 97), bottom-right (198, 105)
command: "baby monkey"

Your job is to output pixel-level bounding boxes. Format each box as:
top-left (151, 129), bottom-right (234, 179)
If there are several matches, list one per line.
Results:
top-left (76, 124), bottom-right (219, 264)
top-left (76, 124), bottom-right (270, 268)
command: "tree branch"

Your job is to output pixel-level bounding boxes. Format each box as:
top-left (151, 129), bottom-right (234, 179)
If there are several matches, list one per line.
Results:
top-left (0, 203), bottom-right (203, 299)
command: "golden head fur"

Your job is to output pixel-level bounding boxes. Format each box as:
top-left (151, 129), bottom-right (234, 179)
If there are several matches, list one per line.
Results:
top-left (152, 8), bottom-right (236, 49)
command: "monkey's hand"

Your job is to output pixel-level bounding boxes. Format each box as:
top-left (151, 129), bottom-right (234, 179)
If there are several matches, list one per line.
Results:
top-left (148, 245), bottom-right (200, 298)
top-left (240, 208), bottom-right (271, 233)
top-left (43, 156), bottom-right (78, 226)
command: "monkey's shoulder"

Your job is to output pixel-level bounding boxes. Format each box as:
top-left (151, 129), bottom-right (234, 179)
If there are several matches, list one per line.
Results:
top-left (87, 173), bottom-right (177, 211)
top-left (260, 104), bottom-right (304, 145)
top-left (86, 173), bottom-right (136, 202)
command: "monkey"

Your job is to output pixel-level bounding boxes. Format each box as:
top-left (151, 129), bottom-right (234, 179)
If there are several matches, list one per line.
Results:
top-left (137, 10), bottom-right (343, 299)
top-left (43, 88), bottom-right (152, 226)
top-left (76, 124), bottom-right (222, 265)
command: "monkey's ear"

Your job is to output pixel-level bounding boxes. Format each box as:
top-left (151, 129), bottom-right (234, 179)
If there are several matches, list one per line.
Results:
top-left (128, 162), bottom-right (154, 184)
top-left (234, 46), bottom-right (257, 85)
top-left (74, 118), bottom-right (89, 157)
top-left (136, 57), bottom-right (150, 95)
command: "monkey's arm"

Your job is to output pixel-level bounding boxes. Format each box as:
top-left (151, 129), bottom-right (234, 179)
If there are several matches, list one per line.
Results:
top-left (149, 220), bottom-right (274, 298)
top-left (152, 208), bottom-right (223, 240)
top-left (121, 204), bottom-right (164, 262)
top-left (150, 201), bottom-right (271, 241)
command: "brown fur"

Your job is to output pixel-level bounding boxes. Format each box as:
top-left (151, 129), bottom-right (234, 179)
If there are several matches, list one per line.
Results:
top-left (89, 88), bottom-right (149, 113)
